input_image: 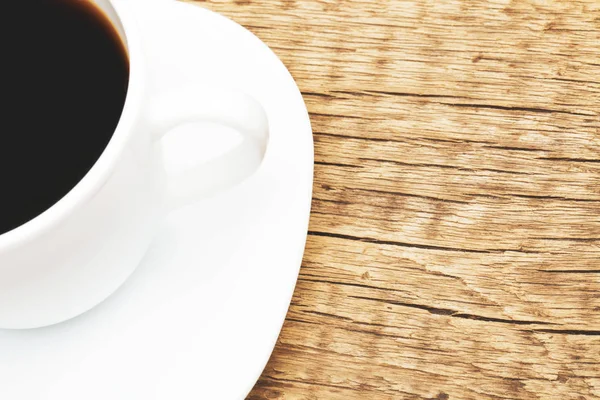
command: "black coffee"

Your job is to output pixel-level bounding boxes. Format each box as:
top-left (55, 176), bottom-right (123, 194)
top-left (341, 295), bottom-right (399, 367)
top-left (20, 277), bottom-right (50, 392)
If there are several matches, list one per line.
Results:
top-left (1, 0), bottom-right (129, 235)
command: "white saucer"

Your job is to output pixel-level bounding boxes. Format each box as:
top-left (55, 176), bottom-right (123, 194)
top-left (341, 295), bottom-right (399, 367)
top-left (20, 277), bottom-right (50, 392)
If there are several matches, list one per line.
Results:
top-left (0, 2), bottom-right (313, 399)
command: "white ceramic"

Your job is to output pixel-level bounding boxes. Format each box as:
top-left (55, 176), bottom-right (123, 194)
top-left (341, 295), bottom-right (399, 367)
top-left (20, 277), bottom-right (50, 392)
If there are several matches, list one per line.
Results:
top-left (0, 0), bottom-right (270, 329)
top-left (0, 0), bottom-right (313, 398)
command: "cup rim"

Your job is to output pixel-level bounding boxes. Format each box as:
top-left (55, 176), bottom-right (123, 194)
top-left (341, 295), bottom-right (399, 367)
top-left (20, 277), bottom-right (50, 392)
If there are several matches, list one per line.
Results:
top-left (0, 0), bottom-right (143, 251)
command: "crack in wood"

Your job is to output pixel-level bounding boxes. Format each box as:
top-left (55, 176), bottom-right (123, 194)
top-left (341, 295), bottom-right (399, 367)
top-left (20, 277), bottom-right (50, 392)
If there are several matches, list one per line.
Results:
top-left (313, 130), bottom-right (495, 146)
top-left (352, 188), bottom-right (470, 205)
top-left (309, 111), bottom-right (372, 120)
top-left (358, 157), bottom-right (531, 175)
top-left (302, 91), bottom-right (335, 98)
top-left (438, 102), bottom-right (593, 116)
top-left (351, 296), bottom-right (554, 326)
top-left (483, 145), bottom-right (546, 152)
top-left (510, 194), bottom-right (600, 202)
top-left (531, 329), bottom-right (600, 336)
top-left (308, 230), bottom-right (540, 254)
top-left (537, 157), bottom-right (600, 163)
top-left (539, 270), bottom-right (600, 274)
top-left (314, 161), bottom-right (362, 168)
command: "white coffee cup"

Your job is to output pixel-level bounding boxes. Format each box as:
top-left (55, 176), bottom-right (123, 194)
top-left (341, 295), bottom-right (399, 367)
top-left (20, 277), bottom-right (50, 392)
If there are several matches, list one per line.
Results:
top-left (0, 0), bottom-right (269, 329)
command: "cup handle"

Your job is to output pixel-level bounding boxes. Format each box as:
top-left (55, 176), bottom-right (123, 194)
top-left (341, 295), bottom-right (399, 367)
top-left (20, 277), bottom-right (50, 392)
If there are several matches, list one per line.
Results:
top-left (146, 87), bottom-right (269, 210)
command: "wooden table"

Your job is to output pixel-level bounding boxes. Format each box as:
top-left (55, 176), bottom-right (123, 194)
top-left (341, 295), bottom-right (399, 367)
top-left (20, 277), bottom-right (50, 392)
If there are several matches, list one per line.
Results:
top-left (188, 1), bottom-right (600, 398)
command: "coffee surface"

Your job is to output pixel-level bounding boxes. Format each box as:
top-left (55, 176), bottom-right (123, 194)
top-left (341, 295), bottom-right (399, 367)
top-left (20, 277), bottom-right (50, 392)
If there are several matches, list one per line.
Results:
top-left (0, 0), bottom-right (129, 235)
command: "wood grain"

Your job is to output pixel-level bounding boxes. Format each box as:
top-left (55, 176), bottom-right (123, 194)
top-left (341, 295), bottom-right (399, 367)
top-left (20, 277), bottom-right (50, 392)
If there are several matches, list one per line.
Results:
top-left (187, 0), bottom-right (600, 398)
